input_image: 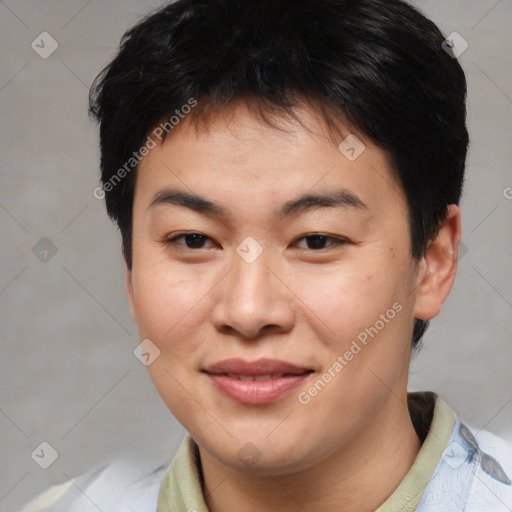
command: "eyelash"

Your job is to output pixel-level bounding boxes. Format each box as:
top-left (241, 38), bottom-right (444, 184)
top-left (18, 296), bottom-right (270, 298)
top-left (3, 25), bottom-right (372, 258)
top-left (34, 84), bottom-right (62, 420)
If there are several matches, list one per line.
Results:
top-left (163, 232), bottom-right (350, 251)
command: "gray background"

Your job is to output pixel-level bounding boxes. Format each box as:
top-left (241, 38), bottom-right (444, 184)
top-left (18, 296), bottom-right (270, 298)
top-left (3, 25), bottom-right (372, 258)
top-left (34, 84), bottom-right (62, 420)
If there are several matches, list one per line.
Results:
top-left (1, 0), bottom-right (511, 509)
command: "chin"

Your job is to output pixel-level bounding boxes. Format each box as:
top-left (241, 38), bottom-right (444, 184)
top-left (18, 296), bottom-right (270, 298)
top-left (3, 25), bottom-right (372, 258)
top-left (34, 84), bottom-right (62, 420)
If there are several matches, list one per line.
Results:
top-left (204, 432), bottom-right (317, 476)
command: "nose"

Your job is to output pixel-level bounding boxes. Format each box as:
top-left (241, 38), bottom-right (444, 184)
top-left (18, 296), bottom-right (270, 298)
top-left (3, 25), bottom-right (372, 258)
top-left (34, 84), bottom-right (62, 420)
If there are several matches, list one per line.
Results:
top-left (210, 247), bottom-right (296, 339)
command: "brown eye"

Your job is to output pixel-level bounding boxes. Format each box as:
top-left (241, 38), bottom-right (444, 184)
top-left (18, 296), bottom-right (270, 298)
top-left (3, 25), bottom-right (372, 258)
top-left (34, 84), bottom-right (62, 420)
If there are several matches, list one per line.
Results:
top-left (295, 234), bottom-right (349, 250)
top-left (165, 232), bottom-right (215, 249)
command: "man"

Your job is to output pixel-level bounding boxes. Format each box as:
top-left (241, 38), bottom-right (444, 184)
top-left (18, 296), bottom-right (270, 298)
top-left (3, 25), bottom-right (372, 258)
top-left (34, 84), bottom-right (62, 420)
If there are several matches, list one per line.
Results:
top-left (22, 0), bottom-right (512, 510)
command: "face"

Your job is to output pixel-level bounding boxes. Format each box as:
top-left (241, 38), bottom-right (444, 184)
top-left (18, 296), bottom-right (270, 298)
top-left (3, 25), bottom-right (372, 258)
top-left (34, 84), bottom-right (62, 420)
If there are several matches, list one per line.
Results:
top-left (126, 102), bottom-right (451, 475)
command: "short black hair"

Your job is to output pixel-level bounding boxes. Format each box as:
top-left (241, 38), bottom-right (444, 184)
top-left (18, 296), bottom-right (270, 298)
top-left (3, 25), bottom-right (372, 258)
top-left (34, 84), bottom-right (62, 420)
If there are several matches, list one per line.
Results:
top-left (88, 0), bottom-right (469, 349)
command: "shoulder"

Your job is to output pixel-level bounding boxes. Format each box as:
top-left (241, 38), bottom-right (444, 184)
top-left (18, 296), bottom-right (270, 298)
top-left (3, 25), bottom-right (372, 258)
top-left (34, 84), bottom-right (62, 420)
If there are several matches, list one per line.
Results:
top-left (20, 480), bottom-right (74, 512)
top-left (461, 422), bottom-right (512, 511)
top-left (21, 454), bottom-right (171, 512)
top-left (418, 416), bottom-right (512, 512)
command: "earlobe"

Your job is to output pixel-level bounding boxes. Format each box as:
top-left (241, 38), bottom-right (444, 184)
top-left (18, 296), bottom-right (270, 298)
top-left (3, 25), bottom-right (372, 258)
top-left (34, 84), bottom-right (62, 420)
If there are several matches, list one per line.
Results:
top-left (412, 204), bottom-right (462, 320)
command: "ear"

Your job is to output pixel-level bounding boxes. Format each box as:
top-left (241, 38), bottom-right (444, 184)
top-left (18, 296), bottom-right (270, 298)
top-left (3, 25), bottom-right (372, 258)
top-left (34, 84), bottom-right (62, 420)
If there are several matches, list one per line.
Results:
top-left (123, 244), bottom-right (136, 320)
top-left (125, 268), bottom-right (136, 320)
top-left (412, 204), bottom-right (462, 320)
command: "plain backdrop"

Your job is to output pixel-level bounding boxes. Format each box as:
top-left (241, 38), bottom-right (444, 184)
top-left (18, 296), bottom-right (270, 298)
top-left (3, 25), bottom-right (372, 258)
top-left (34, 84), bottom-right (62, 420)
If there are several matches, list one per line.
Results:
top-left (1, 0), bottom-right (511, 509)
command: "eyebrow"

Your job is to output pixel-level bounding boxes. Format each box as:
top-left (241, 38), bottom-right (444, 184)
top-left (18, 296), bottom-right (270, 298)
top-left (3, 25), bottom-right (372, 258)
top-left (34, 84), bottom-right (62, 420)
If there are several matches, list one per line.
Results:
top-left (149, 187), bottom-right (369, 219)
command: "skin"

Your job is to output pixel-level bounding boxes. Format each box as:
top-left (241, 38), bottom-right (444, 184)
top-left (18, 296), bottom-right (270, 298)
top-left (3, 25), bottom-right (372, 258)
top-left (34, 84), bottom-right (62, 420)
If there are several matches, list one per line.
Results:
top-left (126, 102), bottom-right (461, 512)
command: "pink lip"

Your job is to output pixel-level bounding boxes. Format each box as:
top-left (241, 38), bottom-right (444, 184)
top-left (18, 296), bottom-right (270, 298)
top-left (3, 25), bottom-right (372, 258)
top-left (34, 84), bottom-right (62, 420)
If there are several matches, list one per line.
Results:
top-left (203, 358), bottom-right (314, 405)
top-left (207, 373), bottom-right (312, 405)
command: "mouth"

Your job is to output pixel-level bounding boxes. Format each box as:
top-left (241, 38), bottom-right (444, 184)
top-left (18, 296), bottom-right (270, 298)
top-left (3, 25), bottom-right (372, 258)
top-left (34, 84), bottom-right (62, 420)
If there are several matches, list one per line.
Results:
top-left (202, 359), bottom-right (315, 405)
top-left (203, 357), bottom-right (314, 376)
top-left (212, 371), bottom-right (314, 381)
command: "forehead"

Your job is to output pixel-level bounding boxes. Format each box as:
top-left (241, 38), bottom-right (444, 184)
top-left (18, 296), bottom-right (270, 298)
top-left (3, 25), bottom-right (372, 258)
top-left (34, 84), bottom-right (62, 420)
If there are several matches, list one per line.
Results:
top-left (134, 102), bottom-right (407, 223)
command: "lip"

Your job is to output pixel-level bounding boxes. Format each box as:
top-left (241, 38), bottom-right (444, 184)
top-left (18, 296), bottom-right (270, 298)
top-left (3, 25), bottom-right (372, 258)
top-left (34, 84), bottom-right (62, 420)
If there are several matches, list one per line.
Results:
top-left (203, 357), bottom-right (312, 376)
top-left (203, 358), bottom-right (314, 405)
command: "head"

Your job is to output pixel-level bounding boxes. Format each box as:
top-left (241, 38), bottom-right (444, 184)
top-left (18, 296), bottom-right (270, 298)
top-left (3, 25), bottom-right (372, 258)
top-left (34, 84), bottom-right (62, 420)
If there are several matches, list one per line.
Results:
top-left (89, 0), bottom-right (467, 474)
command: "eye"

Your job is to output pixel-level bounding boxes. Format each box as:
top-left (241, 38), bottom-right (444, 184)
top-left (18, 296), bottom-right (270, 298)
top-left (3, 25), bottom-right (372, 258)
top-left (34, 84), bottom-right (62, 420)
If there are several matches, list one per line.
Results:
top-left (294, 234), bottom-right (349, 250)
top-left (163, 232), bottom-right (349, 251)
top-left (164, 232), bottom-right (216, 249)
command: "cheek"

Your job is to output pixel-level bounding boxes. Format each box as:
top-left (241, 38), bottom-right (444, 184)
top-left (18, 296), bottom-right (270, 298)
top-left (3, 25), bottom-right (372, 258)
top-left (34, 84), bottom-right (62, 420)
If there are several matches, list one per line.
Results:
top-left (130, 264), bottom-right (208, 354)
top-left (130, 266), bottom-right (210, 423)
top-left (294, 261), bottom-right (399, 341)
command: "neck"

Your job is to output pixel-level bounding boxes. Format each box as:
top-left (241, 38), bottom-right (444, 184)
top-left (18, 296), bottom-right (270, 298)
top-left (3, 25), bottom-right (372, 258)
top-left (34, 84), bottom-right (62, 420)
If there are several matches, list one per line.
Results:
top-left (200, 394), bottom-right (422, 512)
